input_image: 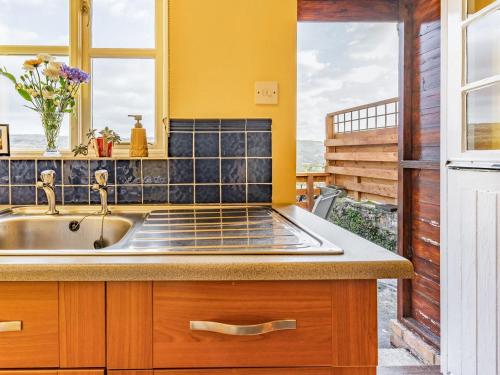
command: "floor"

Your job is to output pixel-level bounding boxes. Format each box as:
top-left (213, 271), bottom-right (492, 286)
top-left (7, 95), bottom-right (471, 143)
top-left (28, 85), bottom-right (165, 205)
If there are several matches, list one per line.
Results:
top-left (377, 280), bottom-right (428, 367)
top-left (378, 366), bottom-right (441, 374)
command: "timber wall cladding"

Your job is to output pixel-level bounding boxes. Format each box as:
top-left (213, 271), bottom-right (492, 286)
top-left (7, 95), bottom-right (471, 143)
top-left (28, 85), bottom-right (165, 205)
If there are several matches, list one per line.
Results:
top-left (398, 0), bottom-right (441, 348)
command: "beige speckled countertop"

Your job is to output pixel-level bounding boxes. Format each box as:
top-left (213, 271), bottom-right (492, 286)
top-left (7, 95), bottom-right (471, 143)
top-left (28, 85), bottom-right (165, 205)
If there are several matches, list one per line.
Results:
top-left (0, 205), bottom-right (413, 281)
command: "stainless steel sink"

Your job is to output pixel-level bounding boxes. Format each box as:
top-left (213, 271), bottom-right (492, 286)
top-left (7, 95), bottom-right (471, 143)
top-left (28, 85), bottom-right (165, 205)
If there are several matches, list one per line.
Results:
top-left (0, 214), bottom-right (134, 250)
top-left (0, 206), bottom-right (343, 255)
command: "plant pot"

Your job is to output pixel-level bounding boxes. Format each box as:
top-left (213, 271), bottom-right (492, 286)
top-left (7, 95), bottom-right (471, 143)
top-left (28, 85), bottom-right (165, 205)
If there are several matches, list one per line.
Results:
top-left (95, 137), bottom-right (113, 157)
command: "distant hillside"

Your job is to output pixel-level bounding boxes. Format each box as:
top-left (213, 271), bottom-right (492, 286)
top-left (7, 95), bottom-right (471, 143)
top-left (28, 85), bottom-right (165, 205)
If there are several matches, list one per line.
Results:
top-left (297, 140), bottom-right (325, 172)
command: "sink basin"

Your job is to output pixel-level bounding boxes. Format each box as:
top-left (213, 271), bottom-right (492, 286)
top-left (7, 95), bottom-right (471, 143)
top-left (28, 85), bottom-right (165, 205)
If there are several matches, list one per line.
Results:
top-left (0, 211), bottom-right (136, 250)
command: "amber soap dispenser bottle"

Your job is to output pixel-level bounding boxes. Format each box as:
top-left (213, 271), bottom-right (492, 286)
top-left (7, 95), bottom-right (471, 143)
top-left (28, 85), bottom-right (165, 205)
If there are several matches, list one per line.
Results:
top-left (129, 114), bottom-right (149, 157)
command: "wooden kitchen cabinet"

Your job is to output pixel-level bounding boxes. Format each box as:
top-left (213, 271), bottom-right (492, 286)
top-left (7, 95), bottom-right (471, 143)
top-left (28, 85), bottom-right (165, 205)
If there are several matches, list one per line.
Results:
top-left (0, 282), bottom-right (59, 368)
top-left (0, 282), bottom-right (105, 369)
top-left (0, 280), bottom-right (377, 373)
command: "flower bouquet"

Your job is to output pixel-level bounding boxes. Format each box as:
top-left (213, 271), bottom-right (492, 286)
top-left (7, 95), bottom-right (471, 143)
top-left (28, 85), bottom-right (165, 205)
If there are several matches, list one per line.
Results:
top-left (0, 54), bottom-right (89, 156)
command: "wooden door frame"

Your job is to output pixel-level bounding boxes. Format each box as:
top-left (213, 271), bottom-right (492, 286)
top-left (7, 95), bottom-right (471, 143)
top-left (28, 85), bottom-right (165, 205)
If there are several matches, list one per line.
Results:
top-left (298, 0), bottom-right (399, 21)
top-left (397, 0), bottom-right (441, 348)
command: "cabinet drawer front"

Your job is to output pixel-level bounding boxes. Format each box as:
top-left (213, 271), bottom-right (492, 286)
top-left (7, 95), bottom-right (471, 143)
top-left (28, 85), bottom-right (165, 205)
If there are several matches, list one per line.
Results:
top-left (153, 281), bottom-right (332, 368)
top-left (155, 369), bottom-right (332, 375)
top-left (0, 282), bottom-right (59, 368)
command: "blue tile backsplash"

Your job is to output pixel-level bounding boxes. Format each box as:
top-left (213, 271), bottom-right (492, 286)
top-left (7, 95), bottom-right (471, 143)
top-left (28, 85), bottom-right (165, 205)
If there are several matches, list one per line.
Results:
top-left (0, 119), bottom-right (272, 205)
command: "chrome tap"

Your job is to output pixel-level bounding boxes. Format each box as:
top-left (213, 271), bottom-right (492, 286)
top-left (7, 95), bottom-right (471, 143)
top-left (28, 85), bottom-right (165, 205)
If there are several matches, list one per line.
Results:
top-left (36, 170), bottom-right (59, 215)
top-left (92, 170), bottom-right (110, 215)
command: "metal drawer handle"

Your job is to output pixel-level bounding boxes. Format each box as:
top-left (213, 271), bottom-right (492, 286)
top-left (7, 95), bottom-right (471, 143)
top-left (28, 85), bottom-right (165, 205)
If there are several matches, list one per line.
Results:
top-left (0, 321), bottom-right (22, 333)
top-left (189, 319), bottom-right (296, 336)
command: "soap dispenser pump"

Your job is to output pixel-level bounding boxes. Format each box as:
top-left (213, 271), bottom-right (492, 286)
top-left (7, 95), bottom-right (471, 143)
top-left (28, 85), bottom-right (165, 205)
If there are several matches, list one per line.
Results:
top-left (129, 114), bottom-right (148, 157)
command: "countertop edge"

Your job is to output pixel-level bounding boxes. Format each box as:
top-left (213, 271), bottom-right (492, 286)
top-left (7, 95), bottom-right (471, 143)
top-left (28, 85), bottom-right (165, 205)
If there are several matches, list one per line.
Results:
top-left (0, 204), bottom-right (414, 281)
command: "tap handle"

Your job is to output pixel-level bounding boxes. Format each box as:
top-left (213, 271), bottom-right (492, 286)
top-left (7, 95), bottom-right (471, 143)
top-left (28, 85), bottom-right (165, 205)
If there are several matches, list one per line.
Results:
top-left (39, 170), bottom-right (56, 186)
top-left (94, 169), bottom-right (108, 187)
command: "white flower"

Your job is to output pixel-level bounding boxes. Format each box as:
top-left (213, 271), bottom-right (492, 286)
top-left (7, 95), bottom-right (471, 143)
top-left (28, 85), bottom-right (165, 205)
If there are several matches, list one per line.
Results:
top-left (42, 62), bottom-right (62, 80)
top-left (37, 54), bottom-right (54, 63)
top-left (42, 90), bottom-right (56, 100)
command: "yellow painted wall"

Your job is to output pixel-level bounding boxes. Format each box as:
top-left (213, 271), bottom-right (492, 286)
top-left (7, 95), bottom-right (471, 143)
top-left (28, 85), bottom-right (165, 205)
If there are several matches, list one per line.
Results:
top-left (169, 0), bottom-right (297, 204)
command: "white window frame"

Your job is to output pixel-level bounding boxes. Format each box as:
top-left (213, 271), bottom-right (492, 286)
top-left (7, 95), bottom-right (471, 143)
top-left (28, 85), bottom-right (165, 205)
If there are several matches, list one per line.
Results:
top-left (446, 0), bottom-right (500, 163)
top-left (0, 0), bottom-right (168, 158)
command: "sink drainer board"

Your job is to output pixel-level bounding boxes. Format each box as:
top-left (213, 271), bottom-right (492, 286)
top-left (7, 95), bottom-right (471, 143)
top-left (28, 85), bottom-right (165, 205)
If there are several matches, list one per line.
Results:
top-left (128, 207), bottom-right (343, 255)
top-left (0, 206), bottom-right (343, 255)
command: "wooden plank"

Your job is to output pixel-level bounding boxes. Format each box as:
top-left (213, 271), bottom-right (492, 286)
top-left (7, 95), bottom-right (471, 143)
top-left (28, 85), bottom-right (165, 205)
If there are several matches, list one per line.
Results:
top-left (325, 152), bottom-right (398, 162)
top-left (339, 180), bottom-right (397, 198)
top-left (107, 282), bottom-right (153, 370)
top-left (296, 188), bottom-right (321, 196)
top-left (397, 0), bottom-right (416, 330)
top-left (298, 0), bottom-right (399, 22)
top-left (59, 282), bottom-right (105, 368)
top-left (327, 166), bottom-right (398, 181)
top-left (325, 130), bottom-right (398, 147)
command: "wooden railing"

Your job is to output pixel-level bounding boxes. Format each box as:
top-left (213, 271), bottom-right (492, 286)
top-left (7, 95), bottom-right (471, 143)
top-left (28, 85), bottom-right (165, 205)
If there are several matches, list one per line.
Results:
top-left (325, 97), bottom-right (399, 204)
top-left (296, 172), bottom-right (330, 211)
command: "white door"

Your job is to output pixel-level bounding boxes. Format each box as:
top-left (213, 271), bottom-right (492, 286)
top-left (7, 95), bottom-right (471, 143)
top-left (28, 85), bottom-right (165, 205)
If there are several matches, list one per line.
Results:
top-left (442, 0), bottom-right (500, 374)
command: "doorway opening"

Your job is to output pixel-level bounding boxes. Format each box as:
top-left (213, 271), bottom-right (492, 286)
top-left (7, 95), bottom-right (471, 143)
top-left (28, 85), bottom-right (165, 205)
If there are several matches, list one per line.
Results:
top-left (297, 20), bottom-right (425, 368)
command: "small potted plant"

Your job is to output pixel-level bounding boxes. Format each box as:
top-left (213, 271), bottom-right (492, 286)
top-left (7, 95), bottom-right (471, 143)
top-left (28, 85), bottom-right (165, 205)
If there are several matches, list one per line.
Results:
top-left (72, 127), bottom-right (121, 157)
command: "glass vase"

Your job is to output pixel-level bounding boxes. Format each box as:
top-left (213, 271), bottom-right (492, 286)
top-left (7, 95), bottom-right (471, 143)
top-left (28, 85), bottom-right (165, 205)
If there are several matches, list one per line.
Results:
top-left (40, 111), bottom-right (64, 157)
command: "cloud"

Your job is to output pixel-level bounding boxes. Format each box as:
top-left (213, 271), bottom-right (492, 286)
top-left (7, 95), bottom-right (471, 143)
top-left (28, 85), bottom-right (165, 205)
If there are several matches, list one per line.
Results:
top-left (341, 65), bottom-right (390, 83)
top-left (297, 22), bottom-right (399, 141)
top-left (298, 50), bottom-right (329, 73)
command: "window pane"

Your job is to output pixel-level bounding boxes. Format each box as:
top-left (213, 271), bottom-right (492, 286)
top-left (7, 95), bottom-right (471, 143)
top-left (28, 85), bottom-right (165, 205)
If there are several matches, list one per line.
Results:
top-left (92, 58), bottom-right (155, 142)
top-left (466, 82), bottom-right (500, 150)
top-left (467, 9), bottom-right (500, 82)
top-left (0, 1), bottom-right (69, 45)
top-left (467, 0), bottom-right (496, 14)
top-left (0, 55), bottom-right (70, 150)
top-left (92, 0), bottom-right (155, 48)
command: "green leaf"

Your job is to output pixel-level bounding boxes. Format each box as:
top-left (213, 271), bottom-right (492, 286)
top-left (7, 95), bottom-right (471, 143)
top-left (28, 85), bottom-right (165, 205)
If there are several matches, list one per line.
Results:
top-left (17, 88), bottom-right (32, 101)
top-left (0, 69), bottom-right (17, 85)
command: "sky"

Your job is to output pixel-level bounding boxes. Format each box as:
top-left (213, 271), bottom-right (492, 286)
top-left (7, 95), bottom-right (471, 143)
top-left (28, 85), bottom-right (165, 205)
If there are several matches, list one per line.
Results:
top-left (297, 22), bottom-right (399, 141)
top-left (0, 3), bottom-right (399, 149)
top-left (0, 0), bottom-right (155, 149)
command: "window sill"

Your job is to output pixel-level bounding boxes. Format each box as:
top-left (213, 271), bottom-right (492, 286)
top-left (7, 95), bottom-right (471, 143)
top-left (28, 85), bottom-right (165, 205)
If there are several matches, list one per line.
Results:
top-left (5, 148), bottom-right (168, 160)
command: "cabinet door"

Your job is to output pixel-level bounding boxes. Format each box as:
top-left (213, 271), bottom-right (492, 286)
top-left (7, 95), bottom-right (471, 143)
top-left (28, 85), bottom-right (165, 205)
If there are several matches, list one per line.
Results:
top-left (153, 281), bottom-right (332, 368)
top-left (59, 282), bottom-right (106, 368)
top-left (0, 282), bottom-right (59, 368)
top-left (107, 282), bottom-right (153, 369)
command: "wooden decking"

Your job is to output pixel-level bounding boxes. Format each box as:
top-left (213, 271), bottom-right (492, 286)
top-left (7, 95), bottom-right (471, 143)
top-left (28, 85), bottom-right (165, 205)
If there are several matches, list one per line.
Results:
top-left (378, 366), bottom-right (441, 375)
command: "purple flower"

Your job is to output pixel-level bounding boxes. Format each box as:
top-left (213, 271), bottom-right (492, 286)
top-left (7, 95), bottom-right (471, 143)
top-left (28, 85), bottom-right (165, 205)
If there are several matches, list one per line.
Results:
top-left (60, 64), bottom-right (90, 83)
